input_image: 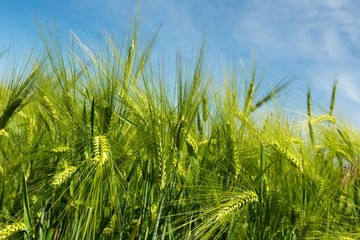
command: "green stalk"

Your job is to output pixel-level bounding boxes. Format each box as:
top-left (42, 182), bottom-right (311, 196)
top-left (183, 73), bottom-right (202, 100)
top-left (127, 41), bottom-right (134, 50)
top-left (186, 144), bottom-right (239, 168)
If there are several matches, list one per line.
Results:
top-left (259, 140), bottom-right (265, 210)
top-left (307, 85), bottom-right (315, 147)
top-left (22, 169), bottom-right (32, 239)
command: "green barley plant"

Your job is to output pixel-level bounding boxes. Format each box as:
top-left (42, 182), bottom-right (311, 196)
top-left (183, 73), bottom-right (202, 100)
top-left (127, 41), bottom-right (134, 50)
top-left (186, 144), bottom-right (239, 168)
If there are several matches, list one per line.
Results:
top-left (1, 17), bottom-right (360, 240)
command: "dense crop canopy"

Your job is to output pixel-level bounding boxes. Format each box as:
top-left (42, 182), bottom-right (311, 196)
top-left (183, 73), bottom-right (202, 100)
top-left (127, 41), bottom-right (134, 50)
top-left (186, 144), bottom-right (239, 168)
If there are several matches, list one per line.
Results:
top-left (1, 22), bottom-right (360, 240)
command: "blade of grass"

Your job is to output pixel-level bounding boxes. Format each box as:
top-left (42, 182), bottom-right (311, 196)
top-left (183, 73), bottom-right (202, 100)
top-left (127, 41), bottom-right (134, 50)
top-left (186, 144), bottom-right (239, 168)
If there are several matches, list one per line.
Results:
top-left (22, 168), bottom-right (32, 238)
top-left (307, 84), bottom-right (315, 146)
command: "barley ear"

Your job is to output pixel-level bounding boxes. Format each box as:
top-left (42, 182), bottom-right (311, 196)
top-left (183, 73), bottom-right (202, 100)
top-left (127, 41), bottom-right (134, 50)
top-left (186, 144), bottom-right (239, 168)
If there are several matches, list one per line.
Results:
top-left (51, 146), bottom-right (72, 153)
top-left (329, 79), bottom-right (337, 116)
top-left (270, 141), bottom-right (303, 172)
top-left (0, 222), bottom-right (26, 240)
top-left (0, 129), bottom-right (8, 138)
top-left (102, 214), bottom-right (116, 236)
top-left (197, 111), bottom-right (203, 134)
top-left (311, 115), bottom-right (336, 125)
top-left (0, 64), bottom-right (39, 130)
top-left (133, 28), bottom-right (159, 85)
top-left (307, 84), bottom-right (312, 118)
top-left (51, 166), bottom-right (77, 188)
top-left (42, 96), bottom-right (58, 123)
top-left (216, 191), bottom-right (258, 221)
top-left (90, 97), bottom-right (95, 140)
top-left (175, 119), bottom-right (188, 150)
top-left (225, 121), bottom-right (241, 180)
top-left (0, 98), bottom-right (23, 130)
top-left (186, 134), bottom-right (198, 157)
top-left (244, 79), bottom-right (255, 115)
top-left (123, 35), bottom-right (135, 86)
top-left (202, 97), bottom-right (208, 122)
top-left (93, 135), bottom-right (110, 166)
top-left (250, 79), bottom-right (292, 113)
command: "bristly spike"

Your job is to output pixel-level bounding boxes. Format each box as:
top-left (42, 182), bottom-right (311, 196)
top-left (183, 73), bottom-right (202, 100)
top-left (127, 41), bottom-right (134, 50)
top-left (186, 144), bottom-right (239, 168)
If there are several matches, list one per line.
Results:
top-left (202, 97), bottom-right (208, 122)
top-left (329, 78), bottom-right (337, 116)
top-left (307, 84), bottom-right (312, 118)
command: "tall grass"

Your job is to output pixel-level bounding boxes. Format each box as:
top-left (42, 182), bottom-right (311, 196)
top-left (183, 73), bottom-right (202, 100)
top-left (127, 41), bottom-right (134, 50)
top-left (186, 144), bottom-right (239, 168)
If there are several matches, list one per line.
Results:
top-left (1, 21), bottom-right (360, 239)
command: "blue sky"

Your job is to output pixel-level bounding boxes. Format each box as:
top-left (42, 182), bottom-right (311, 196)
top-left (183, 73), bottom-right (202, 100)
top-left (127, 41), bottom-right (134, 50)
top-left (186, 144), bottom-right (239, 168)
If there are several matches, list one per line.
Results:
top-left (1, 0), bottom-right (360, 124)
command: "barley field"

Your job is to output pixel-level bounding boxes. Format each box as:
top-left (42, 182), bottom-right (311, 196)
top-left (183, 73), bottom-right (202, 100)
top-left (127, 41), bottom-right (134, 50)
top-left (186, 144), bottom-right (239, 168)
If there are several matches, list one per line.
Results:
top-left (1, 24), bottom-right (360, 239)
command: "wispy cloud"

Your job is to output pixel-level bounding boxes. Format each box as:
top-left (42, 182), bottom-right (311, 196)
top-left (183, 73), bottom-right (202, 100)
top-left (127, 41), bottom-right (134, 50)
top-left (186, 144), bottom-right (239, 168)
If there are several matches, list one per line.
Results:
top-left (223, 1), bottom-right (360, 120)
